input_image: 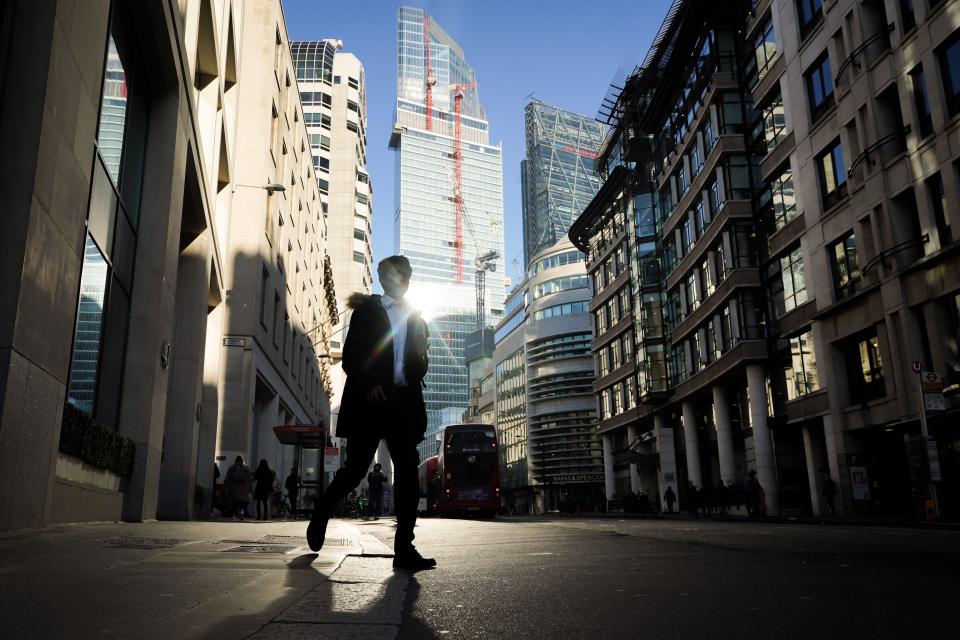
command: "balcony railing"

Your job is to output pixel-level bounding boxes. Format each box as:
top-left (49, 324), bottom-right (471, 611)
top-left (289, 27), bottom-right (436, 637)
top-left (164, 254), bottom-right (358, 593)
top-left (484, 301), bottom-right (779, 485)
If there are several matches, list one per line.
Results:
top-left (834, 23), bottom-right (894, 88)
top-left (848, 125), bottom-right (910, 182)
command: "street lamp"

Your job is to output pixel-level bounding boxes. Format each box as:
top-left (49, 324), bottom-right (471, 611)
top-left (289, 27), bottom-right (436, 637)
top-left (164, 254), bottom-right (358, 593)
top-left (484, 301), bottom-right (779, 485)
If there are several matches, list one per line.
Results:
top-left (232, 181), bottom-right (286, 195)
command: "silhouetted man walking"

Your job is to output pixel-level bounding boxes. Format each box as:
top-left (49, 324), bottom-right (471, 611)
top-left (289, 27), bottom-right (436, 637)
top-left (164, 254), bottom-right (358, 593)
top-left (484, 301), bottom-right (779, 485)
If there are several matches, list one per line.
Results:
top-left (306, 256), bottom-right (435, 571)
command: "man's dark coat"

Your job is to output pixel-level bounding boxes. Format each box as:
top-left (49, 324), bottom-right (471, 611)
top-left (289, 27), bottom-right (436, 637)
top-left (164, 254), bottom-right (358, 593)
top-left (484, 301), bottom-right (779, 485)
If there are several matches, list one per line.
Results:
top-left (336, 293), bottom-right (428, 441)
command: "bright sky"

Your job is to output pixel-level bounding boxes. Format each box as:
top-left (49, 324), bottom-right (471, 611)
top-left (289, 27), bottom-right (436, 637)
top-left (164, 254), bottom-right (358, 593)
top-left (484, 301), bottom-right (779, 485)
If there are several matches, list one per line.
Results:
top-left (281, 0), bottom-right (673, 286)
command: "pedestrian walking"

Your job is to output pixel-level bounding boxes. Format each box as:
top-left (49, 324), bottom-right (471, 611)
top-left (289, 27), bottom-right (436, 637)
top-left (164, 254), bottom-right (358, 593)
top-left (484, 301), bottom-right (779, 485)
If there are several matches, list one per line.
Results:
top-left (306, 256), bottom-right (436, 571)
top-left (821, 475), bottom-right (837, 516)
top-left (715, 480), bottom-right (728, 520)
top-left (224, 455), bottom-right (252, 520)
top-left (285, 467), bottom-right (300, 517)
top-left (253, 459), bottom-right (275, 521)
top-left (756, 480), bottom-right (768, 517)
top-left (744, 469), bottom-right (758, 518)
top-left (367, 463), bottom-right (387, 519)
top-left (687, 482), bottom-right (699, 517)
top-left (699, 483), bottom-right (712, 515)
top-left (664, 486), bottom-right (676, 513)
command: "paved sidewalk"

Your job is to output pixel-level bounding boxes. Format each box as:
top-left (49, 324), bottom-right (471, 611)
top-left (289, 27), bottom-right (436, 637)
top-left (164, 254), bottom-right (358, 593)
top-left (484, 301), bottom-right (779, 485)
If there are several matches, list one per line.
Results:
top-left (534, 510), bottom-right (960, 530)
top-left (0, 517), bottom-right (406, 640)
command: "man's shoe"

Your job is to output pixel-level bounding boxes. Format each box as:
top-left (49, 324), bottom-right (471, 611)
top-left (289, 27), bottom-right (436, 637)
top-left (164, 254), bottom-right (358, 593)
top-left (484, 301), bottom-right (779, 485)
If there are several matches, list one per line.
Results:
top-left (306, 514), bottom-right (328, 552)
top-left (393, 549), bottom-right (437, 571)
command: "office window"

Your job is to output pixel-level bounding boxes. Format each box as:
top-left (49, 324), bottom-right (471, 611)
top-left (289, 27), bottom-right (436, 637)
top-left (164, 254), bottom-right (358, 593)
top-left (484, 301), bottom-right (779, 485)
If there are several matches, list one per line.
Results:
top-left (96, 37), bottom-right (128, 184)
top-left (796, 0), bottom-right (823, 38)
top-left (909, 65), bottom-right (934, 139)
top-left (927, 173), bottom-right (952, 245)
top-left (760, 166), bottom-right (797, 231)
top-left (817, 139), bottom-right (847, 209)
top-left (353, 251), bottom-right (366, 264)
top-left (273, 293), bottom-right (281, 346)
top-left (259, 266), bottom-right (270, 327)
top-left (353, 228), bottom-right (366, 241)
top-left (830, 231), bottom-right (860, 299)
top-left (686, 273), bottom-right (700, 312)
top-left (784, 332), bottom-right (820, 400)
top-left (940, 30), bottom-right (960, 118)
top-left (754, 15), bottom-right (778, 83)
top-left (899, 0), bottom-right (917, 33)
top-left (682, 218), bottom-right (694, 255)
top-left (761, 93), bottom-right (787, 152)
top-left (66, 237), bottom-right (109, 413)
top-left (806, 52), bottom-right (834, 123)
top-left (845, 330), bottom-right (885, 403)
top-left (780, 245), bottom-right (808, 313)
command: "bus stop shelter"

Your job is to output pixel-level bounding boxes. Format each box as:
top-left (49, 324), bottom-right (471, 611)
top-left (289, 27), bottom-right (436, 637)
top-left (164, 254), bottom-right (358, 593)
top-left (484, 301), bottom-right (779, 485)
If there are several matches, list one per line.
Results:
top-left (273, 425), bottom-right (325, 518)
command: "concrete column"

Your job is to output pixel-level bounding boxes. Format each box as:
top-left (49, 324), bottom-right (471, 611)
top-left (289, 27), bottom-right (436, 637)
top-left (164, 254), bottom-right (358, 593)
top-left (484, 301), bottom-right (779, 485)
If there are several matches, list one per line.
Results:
top-left (157, 233), bottom-right (214, 520)
top-left (681, 401), bottom-right (702, 488)
top-left (654, 413), bottom-right (678, 510)
top-left (711, 385), bottom-right (736, 486)
top-left (746, 364), bottom-right (778, 515)
top-left (802, 422), bottom-right (829, 516)
top-left (627, 423), bottom-right (641, 494)
top-left (602, 433), bottom-right (616, 500)
top-left (822, 414), bottom-right (843, 516)
top-left (118, 92), bottom-right (188, 522)
top-left (195, 304), bottom-right (224, 517)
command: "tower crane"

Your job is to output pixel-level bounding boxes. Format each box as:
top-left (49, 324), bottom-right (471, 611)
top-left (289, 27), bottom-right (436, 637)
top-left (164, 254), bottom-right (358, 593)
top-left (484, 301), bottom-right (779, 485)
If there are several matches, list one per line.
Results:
top-left (451, 81), bottom-right (478, 284)
top-left (423, 15), bottom-right (436, 132)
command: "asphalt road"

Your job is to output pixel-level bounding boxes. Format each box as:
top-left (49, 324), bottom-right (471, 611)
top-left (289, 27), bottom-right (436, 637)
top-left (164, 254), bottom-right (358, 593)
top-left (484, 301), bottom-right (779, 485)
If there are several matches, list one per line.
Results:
top-left (356, 515), bottom-right (960, 640)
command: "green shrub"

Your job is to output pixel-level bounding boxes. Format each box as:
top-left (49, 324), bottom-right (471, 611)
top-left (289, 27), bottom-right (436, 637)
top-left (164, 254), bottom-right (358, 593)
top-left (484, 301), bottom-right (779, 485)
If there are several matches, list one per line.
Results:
top-left (58, 403), bottom-right (136, 476)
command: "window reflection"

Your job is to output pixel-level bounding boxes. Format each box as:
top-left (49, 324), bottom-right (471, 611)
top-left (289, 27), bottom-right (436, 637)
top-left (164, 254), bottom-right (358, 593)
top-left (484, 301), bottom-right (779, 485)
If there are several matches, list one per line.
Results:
top-left (67, 237), bottom-right (109, 413)
top-left (97, 37), bottom-right (128, 184)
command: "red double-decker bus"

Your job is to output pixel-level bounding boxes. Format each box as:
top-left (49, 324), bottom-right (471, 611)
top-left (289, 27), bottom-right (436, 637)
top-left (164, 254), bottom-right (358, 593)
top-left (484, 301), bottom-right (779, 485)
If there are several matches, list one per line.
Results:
top-left (418, 423), bottom-right (500, 517)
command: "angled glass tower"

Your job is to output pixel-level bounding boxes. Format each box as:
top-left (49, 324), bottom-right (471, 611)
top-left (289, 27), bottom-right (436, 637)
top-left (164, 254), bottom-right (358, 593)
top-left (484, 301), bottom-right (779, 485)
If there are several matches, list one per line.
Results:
top-left (522, 100), bottom-right (606, 267)
top-left (391, 6), bottom-right (505, 413)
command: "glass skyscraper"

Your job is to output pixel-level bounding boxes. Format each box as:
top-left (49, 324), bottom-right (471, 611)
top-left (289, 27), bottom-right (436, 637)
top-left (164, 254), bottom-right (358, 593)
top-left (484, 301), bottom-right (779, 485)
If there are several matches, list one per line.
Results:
top-left (391, 6), bottom-right (505, 414)
top-left (521, 100), bottom-right (606, 267)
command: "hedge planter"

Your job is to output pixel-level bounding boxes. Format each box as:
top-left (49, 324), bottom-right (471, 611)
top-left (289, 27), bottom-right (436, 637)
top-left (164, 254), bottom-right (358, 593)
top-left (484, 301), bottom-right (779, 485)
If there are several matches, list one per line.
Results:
top-left (59, 403), bottom-right (135, 477)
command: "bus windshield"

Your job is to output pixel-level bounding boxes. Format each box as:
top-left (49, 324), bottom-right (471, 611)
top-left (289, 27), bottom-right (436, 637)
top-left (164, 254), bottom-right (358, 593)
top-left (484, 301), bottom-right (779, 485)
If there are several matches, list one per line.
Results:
top-left (446, 429), bottom-right (496, 454)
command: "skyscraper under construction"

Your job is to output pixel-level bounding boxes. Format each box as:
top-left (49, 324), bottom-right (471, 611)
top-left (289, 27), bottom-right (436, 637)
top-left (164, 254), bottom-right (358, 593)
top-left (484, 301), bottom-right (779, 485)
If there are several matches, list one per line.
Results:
top-left (390, 6), bottom-right (505, 413)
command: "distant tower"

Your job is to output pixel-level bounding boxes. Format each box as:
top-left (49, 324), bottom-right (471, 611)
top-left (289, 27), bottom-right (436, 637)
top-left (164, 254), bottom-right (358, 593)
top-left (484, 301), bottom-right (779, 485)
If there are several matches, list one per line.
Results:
top-left (390, 7), bottom-right (505, 413)
top-left (522, 100), bottom-right (606, 268)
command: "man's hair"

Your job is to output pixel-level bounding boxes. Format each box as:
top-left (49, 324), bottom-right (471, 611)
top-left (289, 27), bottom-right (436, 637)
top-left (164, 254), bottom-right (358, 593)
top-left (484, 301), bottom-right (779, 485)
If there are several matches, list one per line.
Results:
top-left (378, 255), bottom-right (412, 280)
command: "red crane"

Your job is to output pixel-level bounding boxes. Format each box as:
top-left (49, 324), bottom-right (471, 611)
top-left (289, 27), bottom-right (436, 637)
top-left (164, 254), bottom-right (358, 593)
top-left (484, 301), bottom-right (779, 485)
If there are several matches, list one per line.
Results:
top-left (451, 81), bottom-right (477, 284)
top-left (423, 15), bottom-right (435, 131)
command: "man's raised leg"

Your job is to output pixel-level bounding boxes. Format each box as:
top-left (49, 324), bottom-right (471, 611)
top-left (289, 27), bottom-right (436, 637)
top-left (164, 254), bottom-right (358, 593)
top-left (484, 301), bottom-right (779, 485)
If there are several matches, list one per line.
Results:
top-left (307, 434), bottom-right (379, 551)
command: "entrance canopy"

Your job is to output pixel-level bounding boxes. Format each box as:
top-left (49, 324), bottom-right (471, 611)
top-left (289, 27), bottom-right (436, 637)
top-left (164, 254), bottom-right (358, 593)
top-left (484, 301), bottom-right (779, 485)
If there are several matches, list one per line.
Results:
top-left (273, 425), bottom-right (325, 448)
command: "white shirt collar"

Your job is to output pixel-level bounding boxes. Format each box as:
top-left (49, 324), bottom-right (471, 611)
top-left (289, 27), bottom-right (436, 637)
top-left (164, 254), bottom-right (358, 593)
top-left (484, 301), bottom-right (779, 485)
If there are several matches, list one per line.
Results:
top-left (382, 294), bottom-right (405, 309)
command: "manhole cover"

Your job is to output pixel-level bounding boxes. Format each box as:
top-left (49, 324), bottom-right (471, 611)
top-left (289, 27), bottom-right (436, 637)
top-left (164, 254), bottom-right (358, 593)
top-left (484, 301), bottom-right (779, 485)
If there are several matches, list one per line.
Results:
top-left (257, 535), bottom-right (308, 545)
top-left (221, 545), bottom-right (298, 554)
top-left (99, 537), bottom-right (188, 550)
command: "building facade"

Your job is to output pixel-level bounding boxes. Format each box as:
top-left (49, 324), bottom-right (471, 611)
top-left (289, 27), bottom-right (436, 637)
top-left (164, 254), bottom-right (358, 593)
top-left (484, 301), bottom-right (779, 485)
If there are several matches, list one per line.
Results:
top-left (390, 6), bottom-right (505, 414)
top-left (290, 39), bottom-right (380, 488)
top-left (522, 100), bottom-right (607, 267)
top-left (0, 0), bottom-right (245, 528)
top-left (490, 240), bottom-right (603, 514)
top-left (215, 0), bottom-right (335, 505)
top-left (570, 0), bottom-right (960, 521)
top-left (290, 40), bottom-right (373, 359)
